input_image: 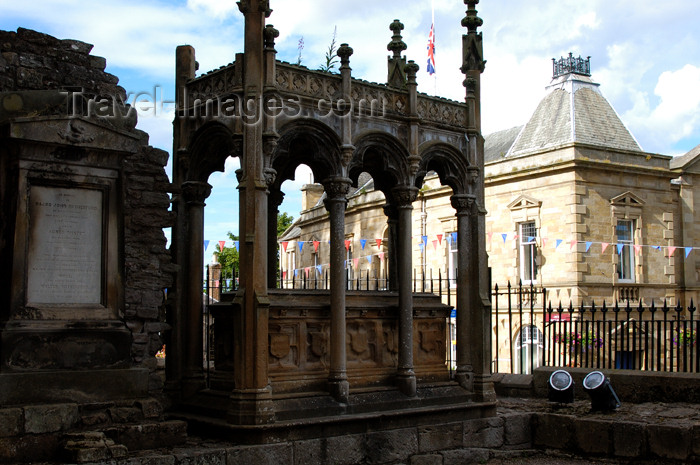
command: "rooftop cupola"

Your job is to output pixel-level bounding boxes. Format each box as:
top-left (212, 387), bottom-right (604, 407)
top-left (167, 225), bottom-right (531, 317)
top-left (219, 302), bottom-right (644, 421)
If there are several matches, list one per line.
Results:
top-left (552, 52), bottom-right (591, 79)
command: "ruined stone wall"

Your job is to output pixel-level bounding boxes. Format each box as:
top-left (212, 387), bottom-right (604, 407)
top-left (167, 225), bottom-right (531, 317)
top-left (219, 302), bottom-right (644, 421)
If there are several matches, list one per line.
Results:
top-left (0, 27), bottom-right (174, 397)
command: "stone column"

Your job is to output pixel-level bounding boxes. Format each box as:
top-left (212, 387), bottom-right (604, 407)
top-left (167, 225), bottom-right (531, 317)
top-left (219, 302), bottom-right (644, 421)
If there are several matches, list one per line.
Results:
top-left (181, 181), bottom-right (212, 397)
top-left (323, 177), bottom-right (352, 403)
top-left (392, 186), bottom-right (418, 397)
top-left (267, 188), bottom-right (284, 288)
top-left (383, 204), bottom-right (399, 291)
top-left (227, 0), bottom-right (274, 425)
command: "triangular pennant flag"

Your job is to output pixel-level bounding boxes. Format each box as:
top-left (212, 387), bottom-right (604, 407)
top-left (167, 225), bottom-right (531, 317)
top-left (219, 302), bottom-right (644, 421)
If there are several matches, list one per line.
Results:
top-left (501, 233), bottom-right (508, 244)
top-left (375, 238), bottom-right (382, 248)
top-left (541, 237), bottom-right (547, 248)
top-left (379, 252), bottom-right (385, 261)
top-left (367, 255), bottom-right (372, 265)
top-left (668, 246), bottom-right (677, 256)
top-left (486, 232), bottom-right (493, 243)
top-left (282, 241), bottom-right (288, 252)
top-left (569, 240), bottom-right (577, 250)
top-left (617, 243), bottom-right (624, 255)
top-left (316, 265), bottom-right (322, 274)
top-left (344, 240), bottom-right (351, 250)
top-left (214, 280), bottom-right (220, 287)
top-left (419, 243), bottom-right (425, 252)
top-left (233, 241), bottom-right (239, 250)
top-left (513, 234), bottom-right (519, 241)
top-left (352, 258), bottom-right (359, 269)
top-left (305, 267), bottom-right (310, 277)
top-left (422, 235), bottom-right (428, 245)
top-left (432, 240), bottom-right (438, 250)
top-left (313, 240), bottom-right (320, 252)
top-left (686, 247), bottom-right (693, 258)
top-left (203, 240), bottom-right (210, 251)
top-left (555, 239), bottom-right (563, 249)
top-left (585, 241), bottom-right (592, 252)
top-left (282, 270), bottom-right (287, 279)
top-left (451, 232), bottom-right (457, 243)
top-left (528, 236), bottom-right (535, 243)
top-left (652, 245), bottom-right (661, 250)
top-left (601, 242), bottom-right (609, 253)
top-left (634, 244), bottom-right (642, 256)
top-left (298, 242), bottom-right (304, 252)
top-left (360, 239), bottom-right (367, 250)
top-left (219, 240), bottom-right (226, 251)
top-left (437, 234), bottom-right (443, 244)
top-left (294, 269), bottom-right (299, 277)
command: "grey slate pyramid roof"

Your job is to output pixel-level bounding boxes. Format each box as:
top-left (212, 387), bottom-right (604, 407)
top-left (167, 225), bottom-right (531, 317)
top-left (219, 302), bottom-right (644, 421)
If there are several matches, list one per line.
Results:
top-left (500, 72), bottom-right (642, 158)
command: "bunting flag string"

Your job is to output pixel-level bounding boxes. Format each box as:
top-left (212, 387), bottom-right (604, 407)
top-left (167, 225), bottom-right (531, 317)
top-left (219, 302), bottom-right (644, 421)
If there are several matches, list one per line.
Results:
top-left (206, 234), bottom-right (699, 264)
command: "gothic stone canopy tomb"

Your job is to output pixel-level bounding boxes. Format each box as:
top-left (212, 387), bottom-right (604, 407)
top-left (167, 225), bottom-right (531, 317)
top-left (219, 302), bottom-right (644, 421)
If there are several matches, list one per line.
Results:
top-left (168, 0), bottom-right (494, 434)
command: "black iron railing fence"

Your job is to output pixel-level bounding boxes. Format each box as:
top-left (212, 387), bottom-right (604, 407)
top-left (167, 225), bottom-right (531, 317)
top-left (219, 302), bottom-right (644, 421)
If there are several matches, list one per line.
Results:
top-left (492, 281), bottom-right (699, 375)
top-left (202, 266), bottom-right (699, 376)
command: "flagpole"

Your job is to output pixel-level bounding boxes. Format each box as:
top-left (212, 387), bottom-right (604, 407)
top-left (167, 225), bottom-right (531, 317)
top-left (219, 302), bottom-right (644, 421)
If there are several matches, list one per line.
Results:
top-left (432, 0), bottom-right (437, 95)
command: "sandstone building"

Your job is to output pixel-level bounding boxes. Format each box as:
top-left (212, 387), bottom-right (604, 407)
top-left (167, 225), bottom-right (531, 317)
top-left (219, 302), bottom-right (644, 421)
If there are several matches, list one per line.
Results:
top-left (281, 55), bottom-right (700, 373)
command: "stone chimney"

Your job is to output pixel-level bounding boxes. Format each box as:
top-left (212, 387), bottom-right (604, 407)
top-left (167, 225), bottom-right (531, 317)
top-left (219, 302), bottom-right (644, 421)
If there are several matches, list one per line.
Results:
top-left (301, 183), bottom-right (324, 211)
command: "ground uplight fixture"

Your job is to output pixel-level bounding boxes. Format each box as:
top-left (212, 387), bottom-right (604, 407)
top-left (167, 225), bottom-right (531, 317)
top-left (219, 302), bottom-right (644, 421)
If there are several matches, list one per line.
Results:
top-left (547, 369), bottom-right (574, 404)
top-left (582, 371), bottom-right (620, 411)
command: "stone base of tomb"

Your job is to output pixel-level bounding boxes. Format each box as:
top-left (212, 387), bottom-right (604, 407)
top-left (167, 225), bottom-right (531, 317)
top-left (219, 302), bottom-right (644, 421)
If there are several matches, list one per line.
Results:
top-left (174, 385), bottom-right (495, 444)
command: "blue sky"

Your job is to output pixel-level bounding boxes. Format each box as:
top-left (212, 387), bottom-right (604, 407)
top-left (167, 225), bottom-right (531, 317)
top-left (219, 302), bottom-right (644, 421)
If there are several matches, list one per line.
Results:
top-left (3, 0), bottom-right (700, 263)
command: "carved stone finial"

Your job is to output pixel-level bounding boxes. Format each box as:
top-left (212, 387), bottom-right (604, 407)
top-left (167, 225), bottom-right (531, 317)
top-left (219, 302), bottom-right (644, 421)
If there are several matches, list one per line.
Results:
top-left (263, 24), bottom-right (279, 50)
top-left (387, 20), bottom-right (407, 58)
top-left (236, 0), bottom-right (272, 17)
top-left (462, 0), bottom-right (483, 32)
top-left (337, 43), bottom-right (354, 69)
top-left (461, 0), bottom-right (486, 74)
top-left (404, 60), bottom-right (420, 83)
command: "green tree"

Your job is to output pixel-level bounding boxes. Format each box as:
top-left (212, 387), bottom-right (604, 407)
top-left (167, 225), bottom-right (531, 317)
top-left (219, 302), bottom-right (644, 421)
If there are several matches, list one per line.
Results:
top-left (214, 213), bottom-right (294, 283)
top-left (214, 231), bottom-right (239, 281)
top-left (277, 211), bottom-right (294, 237)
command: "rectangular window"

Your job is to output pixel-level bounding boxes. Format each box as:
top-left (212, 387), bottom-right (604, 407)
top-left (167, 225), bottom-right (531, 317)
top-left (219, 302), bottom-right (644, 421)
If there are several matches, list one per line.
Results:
top-left (519, 222), bottom-right (537, 283)
top-left (616, 219), bottom-right (635, 281)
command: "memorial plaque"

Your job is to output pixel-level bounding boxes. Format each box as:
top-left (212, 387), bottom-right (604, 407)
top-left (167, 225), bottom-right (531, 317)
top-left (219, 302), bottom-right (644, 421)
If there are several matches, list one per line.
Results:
top-left (26, 186), bottom-right (103, 305)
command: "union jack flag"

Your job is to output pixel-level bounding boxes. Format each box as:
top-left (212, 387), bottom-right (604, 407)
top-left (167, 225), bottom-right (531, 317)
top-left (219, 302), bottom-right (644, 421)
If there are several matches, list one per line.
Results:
top-left (427, 23), bottom-right (436, 75)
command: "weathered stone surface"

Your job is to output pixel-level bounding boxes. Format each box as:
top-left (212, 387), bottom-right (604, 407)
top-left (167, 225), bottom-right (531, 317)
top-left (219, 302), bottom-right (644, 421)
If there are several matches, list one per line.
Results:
top-left (174, 448), bottom-right (226, 465)
top-left (418, 422), bottom-right (462, 453)
top-left (463, 417), bottom-right (504, 449)
top-left (0, 408), bottom-right (23, 437)
top-left (137, 397), bottom-right (164, 419)
top-left (227, 443), bottom-right (293, 465)
top-left (573, 418), bottom-right (612, 455)
top-left (502, 413), bottom-right (532, 448)
top-left (24, 403), bottom-right (79, 433)
top-left (647, 424), bottom-right (692, 460)
top-left (612, 421), bottom-right (646, 458)
top-left (441, 448), bottom-right (490, 465)
top-left (410, 453), bottom-right (443, 465)
top-left (366, 428), bottom-right (418, 464)
top-left (533, 413), bottom-right (574, 450)
top-left (292, 438), bottom-right (323, 465)
top-left (0, 433), bottom-right (60, 462)
top-left (326, 434), bottom-right (366, 465)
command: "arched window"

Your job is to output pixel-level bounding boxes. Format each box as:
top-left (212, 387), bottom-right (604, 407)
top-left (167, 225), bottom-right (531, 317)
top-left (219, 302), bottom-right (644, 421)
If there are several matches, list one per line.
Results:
top-left (515, 324), bottom-right (543, 374)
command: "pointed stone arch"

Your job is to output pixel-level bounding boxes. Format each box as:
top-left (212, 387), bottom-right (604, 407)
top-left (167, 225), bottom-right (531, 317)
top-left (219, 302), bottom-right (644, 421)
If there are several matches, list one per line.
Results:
top-left (349, 131), bottom-right (411, 194)
top-left (270, 118), bottom-right (344, 188)
top-left (185, 122), bottom-right (241, 183)
top-left (416, 142), bottom-right (471, 196)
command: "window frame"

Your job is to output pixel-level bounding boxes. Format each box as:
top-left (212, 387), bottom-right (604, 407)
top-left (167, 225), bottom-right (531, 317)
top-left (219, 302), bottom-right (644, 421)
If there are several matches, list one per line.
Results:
top-left (519, 222), bottom-right (538, 285)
